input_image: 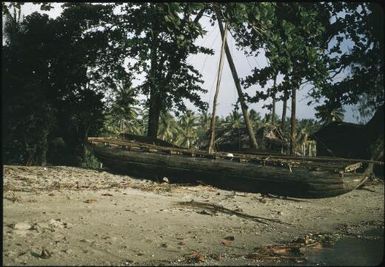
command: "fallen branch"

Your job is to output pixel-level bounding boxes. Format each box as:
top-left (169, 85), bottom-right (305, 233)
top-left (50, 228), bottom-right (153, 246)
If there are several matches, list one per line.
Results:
top-left (176, 200), bottom-right (290, 225)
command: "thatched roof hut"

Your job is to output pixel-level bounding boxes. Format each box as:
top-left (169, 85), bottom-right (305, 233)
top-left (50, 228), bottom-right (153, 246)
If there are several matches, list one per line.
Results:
top-left (311, 104), bottom-right (384, 160)
top-left (311, 122), bottom-right (368, 158)
top-left (202, 124), bottom-right (288, 153)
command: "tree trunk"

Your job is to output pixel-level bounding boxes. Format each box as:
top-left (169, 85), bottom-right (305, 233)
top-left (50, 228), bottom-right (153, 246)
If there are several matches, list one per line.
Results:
top-left (271, 96), bottom-right (276, 125)
top-left (208, 23), bottom-right (227, 154)
top-left (281, 91), bottom-right (288, 130)
top-left (145, 8), bottom-right (206, 140)
top-left (37, 140), bottom-right (47, 166)
top-left (364, 104), bottom-right (384, 175)
top-left (217, 17), bottom-right (258, 150)
top-left (271, 76), bottom-right (277, 125)
top-left (290, 87), bottom-right (297, 155)
top-left (147, 93), bottom-right (161, 139)
top-left (147, 22), bottom-right (160, 140)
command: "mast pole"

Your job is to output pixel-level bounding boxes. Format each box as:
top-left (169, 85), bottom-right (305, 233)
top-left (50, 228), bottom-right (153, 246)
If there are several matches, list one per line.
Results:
top-left (208, 23), bottom-right (228, 154)
top-left (216, 15), bottom-right (258, 150)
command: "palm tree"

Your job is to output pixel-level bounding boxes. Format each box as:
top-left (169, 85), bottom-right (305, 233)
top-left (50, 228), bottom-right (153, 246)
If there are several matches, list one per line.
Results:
top-left (329, 108), bottom-right (344, 122)
top-left (297, 118), bottom-right (321, 135)
top-left (198, 110), bottom-right (211, 132)
top-left (175, 110), bottom-right (198, 149)
top-left (196, 110), bottom-right (211, 145)
top-left (316, 105), bottom-right (345, 125)
top-left (219, 109), bottom-right (245, 150)
top-left (223, 109), bottom-right (244, 130)
top-left (105, 83), bottom-right (141, 135)
top-left (137, 108), bottom-right (149, 136)
top-left (292, 118), bottom-right (321, 156)
top-left (249, 109), bottom-right (262, 130)
top-left (158, 111), bottom-right (178, 143)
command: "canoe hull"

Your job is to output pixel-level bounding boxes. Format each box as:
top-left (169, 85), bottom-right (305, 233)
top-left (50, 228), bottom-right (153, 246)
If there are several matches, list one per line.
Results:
top-left (90, 143), bottom-right (367, 198)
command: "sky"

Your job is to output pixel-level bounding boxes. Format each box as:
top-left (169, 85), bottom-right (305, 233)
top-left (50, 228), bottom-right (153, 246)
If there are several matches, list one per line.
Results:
top-left (17, 3), bottom-right (360, 123)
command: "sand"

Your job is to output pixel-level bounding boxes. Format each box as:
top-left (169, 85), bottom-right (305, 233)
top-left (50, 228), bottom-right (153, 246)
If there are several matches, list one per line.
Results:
top-left (3, 165), bottom-right (384, 266)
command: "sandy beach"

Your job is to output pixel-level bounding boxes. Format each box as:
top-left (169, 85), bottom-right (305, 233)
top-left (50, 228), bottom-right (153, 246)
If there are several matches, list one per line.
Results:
top-left (3, 165), bottom-right (384, 266)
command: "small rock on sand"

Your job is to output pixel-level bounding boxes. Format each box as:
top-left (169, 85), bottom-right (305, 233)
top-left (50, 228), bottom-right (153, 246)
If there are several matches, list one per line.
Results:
top-left (14, 222), bottom-right (32, 230)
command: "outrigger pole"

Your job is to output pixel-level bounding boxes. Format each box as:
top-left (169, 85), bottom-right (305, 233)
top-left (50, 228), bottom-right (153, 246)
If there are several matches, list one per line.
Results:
top-left (208, 22), bottom-right (228, 154)
top-left (216, 14), bottom-right (259, 150)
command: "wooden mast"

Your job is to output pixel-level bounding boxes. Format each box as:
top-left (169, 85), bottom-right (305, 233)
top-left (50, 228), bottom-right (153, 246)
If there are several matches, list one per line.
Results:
top-left (216, 16), bottom-right (258, 150)
top-left (208, 23), bottom-right (228, 154)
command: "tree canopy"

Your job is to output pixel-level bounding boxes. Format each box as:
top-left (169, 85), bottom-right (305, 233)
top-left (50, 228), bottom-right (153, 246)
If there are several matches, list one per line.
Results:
top-left (2, 2), bottom-right (383, 165)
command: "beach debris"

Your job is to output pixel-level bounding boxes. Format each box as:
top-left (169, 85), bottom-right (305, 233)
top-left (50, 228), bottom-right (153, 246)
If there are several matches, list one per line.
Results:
top-left (162, 177), bottom-right (170, 183)
top-left (177, 200), bottom-right (289, 225)
top-left (188, 251), bottom-right (205, 263)
top-left (293, 232), bottom-right (337, 248)
top-left (234, 206), bottom-right (244, 212)
top-left (124, 259), bottom-right (134, 265)
top-left (4, 192), bottom-right (21, 202)
top-left (224, 235), bottom-right (235, 241)
top-left (101, 193), bottom-right (113, 196)
top-left (258, 197), bottom-right (267, 203)
top-left (221, 239), bottom-right (232, 246)
top-left (266, 245), bottom-right (298, 255)
top-left (80, 238), bottom-right (94, 244)
top-left (48, 218), bottom-right (65, 229)
top-left (221, 235), bottom-right (235, 246)
top-left (196, 180), bottom-right (210, 186)
top-left (246, 244), bottom-right (303, 262)
top-left (84, 199), bottom-right (97, 203)
top-left (212, 253), bottom-right (223, 261)
top-left (31, 247), bottom-right (51, 259)
top-left (247, 232), bottom-right (340, 263)
top-left (198, 209), bottom-right (212, 215)
top-left (225, 153), bottom-right (234, 159)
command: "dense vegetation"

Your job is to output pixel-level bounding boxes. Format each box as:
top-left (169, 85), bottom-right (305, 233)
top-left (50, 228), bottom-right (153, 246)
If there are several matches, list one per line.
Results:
top-left (2, 2), bottom-right (383, 166)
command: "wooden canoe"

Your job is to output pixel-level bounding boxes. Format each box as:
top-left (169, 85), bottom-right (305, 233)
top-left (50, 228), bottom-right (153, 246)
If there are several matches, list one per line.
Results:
top-left (87, 137), bottom-right (373, 198)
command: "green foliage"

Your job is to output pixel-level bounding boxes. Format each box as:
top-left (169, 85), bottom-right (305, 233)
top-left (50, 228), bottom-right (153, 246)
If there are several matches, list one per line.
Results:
top-left (232, 3), bottom-right (328, 106)
top-left (175, 111), bottom-right (199, 148)
top-left (2, 4), bottom-right (119, 166)
top-left (315, 106), bottom-right (345, 125)
top-left (3, 13), bottom-right (57, 165)
top-left (158, 111), bottom-right (179, 143)
top-left (3, 2), bottom-right (383, 165)
top-left (112, 3), bottom-right (213, 137)
top-left (223, 109), bottom-right (244, 130)
top-left (248, 109), bottom-right (262, 130)
top-left (309, 3), bottom-right (384, 118)
top-left (296, 118), bottom-right (322, 135)
top-left (103, 82), bottom-right (142, 136)
top-left (80, 146), bottom-right (102, 169)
